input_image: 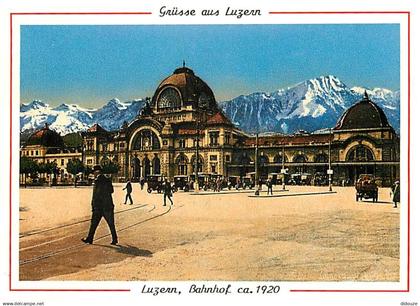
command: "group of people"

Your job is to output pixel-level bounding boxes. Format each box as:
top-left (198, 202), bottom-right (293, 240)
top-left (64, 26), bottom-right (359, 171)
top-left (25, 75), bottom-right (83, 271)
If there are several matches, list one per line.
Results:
top-left (80, 165), bottom-right (401, 246)
top-left (254, 178), bottom-right (273, 195)
top-left (122, 177), bottom-right (173, 206)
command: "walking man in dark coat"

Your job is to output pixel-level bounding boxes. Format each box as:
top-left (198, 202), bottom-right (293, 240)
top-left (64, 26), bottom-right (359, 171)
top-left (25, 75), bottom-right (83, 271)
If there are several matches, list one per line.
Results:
top-left (392, 180), bottom-right (400, 208)
top-left (163, 179), bottom-right (173, 206)
top-left (82, 165), bottom-right (118, 245)
top-left (123, 179), bottom-right (133, 205)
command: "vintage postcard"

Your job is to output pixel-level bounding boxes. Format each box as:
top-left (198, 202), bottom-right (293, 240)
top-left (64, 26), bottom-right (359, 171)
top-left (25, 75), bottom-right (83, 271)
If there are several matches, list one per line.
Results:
top-left (0, 0), bottom-right (418, 305)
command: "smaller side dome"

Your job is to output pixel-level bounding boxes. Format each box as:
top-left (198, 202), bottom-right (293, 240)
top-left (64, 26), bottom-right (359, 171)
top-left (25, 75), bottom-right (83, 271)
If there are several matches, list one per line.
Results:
top-left (26, 123), bottom-right (64, 147)
top-left (334, 92), bottom-right (391, 130)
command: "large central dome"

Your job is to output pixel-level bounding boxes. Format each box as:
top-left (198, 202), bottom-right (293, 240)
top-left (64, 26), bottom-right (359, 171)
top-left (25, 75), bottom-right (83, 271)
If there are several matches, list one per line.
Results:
top-left (151, 66), bottom-right (217, 112)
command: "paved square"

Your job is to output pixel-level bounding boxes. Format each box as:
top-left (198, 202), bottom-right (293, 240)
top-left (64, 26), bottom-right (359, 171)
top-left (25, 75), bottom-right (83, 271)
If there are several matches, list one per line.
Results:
top-left (19, 184), bottom-right (399, 281)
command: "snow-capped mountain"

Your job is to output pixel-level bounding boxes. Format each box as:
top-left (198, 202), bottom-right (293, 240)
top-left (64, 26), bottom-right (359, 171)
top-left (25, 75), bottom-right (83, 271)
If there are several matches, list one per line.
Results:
top-left (20, 98), bottom-right (145, 135)
top-left (20, 75), bottom-right (400, 136)
top-left (92, 98), bottom-right (144, 131)
top-left (219, 75), bottom-right (400, 134)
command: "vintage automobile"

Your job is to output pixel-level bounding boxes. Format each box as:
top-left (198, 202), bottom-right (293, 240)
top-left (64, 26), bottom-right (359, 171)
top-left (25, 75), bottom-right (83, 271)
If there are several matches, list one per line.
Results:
top-left (355, 174), bottom-right (378, 202)
top-left (189, 173), bottom-right (208, 190)
top-left (290, 173), bottom-right (312, 185)
top-left (231, 176), bottom-right (255, 190)
top-left (146, 175), bottom-right (165, 193)
top-left (173, 175), bottom-right (191, 192)
top-left (313, 172), bottom-right (328, 186)
top-left (229, 176), bottom-right (240, 188)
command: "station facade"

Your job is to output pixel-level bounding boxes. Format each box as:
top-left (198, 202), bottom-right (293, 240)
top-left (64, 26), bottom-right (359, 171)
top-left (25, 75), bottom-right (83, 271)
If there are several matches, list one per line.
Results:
top-left (80, 66), bottom-right (400, 186)
top-left (21, 66), bottom-right (399, 186)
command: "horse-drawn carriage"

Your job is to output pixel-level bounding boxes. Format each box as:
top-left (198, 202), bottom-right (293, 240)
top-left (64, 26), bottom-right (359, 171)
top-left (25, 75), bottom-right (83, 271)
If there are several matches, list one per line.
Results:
top-left (355, 174), bottom-right (378, 202)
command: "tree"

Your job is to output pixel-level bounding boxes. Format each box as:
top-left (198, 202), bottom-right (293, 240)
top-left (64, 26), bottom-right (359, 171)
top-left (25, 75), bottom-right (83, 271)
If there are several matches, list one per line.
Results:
top-left (102, 161), bottom-right (120, 180)
top-left (19, 156), bottom-right (38, 187)
top-left (39, 161), bottom-right (58, 185)
top-left (63, 133), bottom-right (83, 148)
top-left (66, 158), bottom-right (84, 187)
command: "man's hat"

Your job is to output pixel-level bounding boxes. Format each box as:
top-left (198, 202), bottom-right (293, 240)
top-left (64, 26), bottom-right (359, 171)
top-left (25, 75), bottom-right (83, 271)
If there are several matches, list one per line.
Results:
top-left (93, 165), bottom-right (102, 171)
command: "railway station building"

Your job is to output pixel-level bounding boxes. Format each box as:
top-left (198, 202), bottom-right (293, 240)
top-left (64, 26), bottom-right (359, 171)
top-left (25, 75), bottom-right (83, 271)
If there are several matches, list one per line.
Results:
top-left (80, 66), bottom-right (400, 186)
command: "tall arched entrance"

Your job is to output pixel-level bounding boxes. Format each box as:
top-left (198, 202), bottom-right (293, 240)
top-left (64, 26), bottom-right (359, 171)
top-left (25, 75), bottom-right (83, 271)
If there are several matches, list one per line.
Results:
top-left (346, 144), bottom-right (375, 184)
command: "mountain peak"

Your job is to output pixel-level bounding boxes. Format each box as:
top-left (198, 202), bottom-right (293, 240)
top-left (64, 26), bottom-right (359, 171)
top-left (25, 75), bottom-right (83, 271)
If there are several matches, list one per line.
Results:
top-left (53, 103), bottom-right (70, 111)
top-left (20, 100), bottom-right (49, 112)
top-left (220, 76), bottom-right (399, 134)
top-left (24, 100), bottom-right (48, 108)
top-left (107, 98), bottom-right (127, 107)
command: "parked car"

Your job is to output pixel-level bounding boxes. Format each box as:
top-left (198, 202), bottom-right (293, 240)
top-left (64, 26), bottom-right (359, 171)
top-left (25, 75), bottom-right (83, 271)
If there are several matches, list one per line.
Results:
top-left (174, 175), bottom-right (190, 192)
top-left (313, 172), bottom-right (328, 186)
top-left (189, 173), bottom-right (208, 190)
top-left (146, 175), bottom-right (165, 193)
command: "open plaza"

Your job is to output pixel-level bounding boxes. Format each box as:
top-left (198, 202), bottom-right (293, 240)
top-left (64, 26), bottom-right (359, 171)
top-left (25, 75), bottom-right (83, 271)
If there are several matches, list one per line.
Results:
top-left (19, 184), bottom-right (400, 281)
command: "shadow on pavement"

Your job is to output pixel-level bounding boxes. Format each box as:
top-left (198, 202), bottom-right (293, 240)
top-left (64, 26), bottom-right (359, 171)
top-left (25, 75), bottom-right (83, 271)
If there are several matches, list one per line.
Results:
top-left (358, 200), bottom-right (393, 205)
top-left (99, 244), bottom-right (153, 257)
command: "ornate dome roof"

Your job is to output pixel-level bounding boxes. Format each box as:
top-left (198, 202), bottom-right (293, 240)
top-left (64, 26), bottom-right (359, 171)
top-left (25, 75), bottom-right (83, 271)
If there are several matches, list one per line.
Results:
top-left (26, 123), bottom-right (64, 147)
top-left (334, 92), bottom-right (391, 130)
top-left (151, 65), bottom-right (217, 111)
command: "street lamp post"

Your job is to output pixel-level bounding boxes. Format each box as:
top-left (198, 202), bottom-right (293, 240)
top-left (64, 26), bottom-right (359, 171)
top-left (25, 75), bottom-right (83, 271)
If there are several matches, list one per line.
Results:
top-left (195, 112), bottom-right (200, 192)
top-left (281, 144), bottom-right (286, 191)
top-left (328, 128), bottom-right (333, 192)
top-left (254, 133), bottom-right (259, 195)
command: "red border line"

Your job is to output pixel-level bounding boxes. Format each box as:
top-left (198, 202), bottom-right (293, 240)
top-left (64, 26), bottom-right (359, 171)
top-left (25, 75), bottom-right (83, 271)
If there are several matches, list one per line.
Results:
top-left (9, 12), bottom-right (13, 293)
top-left (269, 11), bottom-right (410, 14)
top-left (11, 12), bottom-right (152, 15)
top-left (407, 10), bottom-right (411, 293)
top-left (11, 289), bottom-right (130, 292)
top-left (290, 290), bottom-right (409, 293)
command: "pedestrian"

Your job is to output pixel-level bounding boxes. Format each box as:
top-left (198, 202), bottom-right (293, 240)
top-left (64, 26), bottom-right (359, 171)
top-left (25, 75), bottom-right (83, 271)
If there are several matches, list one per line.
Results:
top-left (392, 180), bottom-right (400, 208)
top-left (258, 178), bottom-right (263, 191)
top-left (140, 177), bottom-right (145, 190)
top-left (163, 179), bottom-right (173, 206)
top-left (216, 178), bottom-right (222, 192)
top-left (266, 178), bottom-right (273, 195)
top-left (123, 179), bottom-right (133, 205)
top-left (81, 165), bottom-right (118, 245)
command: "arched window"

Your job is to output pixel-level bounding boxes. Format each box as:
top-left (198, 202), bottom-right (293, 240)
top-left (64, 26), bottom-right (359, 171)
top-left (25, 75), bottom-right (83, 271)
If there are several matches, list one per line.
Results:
top-left (100, 156), bottom-right (110, 166)
top-left (346, 145), bottom-right (374, 161)
top-left (237, 153), bottom-right (251, 165)
top-left (143, 157), bottom-right (151, 176)
top-left (152, 157), bottom-right (161, 175)
top-left (293, 154), bottom-right (307, 163)
top-left (176, 154), bottom-right (188, 175)
top-left (191, 154), bottom-right (204, 173)
top-left (258, 154), bottom-right (269, 165)
top-left (132, 156), bottom-right (140, 179)
top-left (314, 154), bottom-right (328, 163)
top-left (157, 87), bottom-right (182, 110)
top-left (274, 154), bottom-right (288, 164)
top-left (132, 129), bottom-right (161, 151)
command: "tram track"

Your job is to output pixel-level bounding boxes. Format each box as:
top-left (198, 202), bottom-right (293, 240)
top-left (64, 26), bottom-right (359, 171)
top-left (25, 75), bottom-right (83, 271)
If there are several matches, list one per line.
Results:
top-left (20, 204), bottom-right (150, 239)
top-left (19, 204), bottom-right (154, 252)
top-left (19, 203), bottom-right (183, 266)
